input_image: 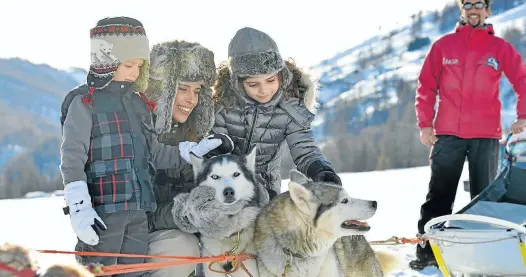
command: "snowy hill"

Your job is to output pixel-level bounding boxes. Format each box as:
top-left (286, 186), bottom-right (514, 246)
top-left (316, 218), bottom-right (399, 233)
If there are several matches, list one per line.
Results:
top-left (1, 1), bottom-right (525, 198)
top-left (0, 58), bottom-right (86, 197)
top-left (309, 2), bottom-right (526, 142)
top-left (0, 164), bottom-right (473, 276)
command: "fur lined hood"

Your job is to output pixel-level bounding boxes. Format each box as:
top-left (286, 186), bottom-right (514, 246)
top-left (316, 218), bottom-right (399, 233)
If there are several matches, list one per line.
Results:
top-left (226, 27), bottom-right (292, 90)
top-left (213, 59), bottom-right (319, 114)
top-left (144, 40), bottom-right (217, 145)
top-left (213, 27), bottom-right (318, 113)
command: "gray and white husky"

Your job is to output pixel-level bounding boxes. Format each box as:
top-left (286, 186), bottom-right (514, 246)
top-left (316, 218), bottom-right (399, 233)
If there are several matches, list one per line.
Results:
top-left (253, 169), bottom-right (399, 277)
top-left (185, 148), bottom-right (269, 277)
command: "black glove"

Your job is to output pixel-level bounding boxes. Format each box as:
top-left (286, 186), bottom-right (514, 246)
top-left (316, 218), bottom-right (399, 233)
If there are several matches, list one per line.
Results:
top-left (266, 187), bottom-right (278, 200)
top-left (202, 133), bottom-right (235, 159)
top-left (315, 171), bottom-right (342, 186)
top-left (307, 160), bottom-right (341, 186)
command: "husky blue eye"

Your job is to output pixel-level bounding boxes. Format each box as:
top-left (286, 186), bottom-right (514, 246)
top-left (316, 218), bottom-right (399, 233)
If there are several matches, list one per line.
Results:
top-left (211, 174), bottom-right (220, 180)
top-left (233, 172), bottom-right (241, 177)
top-left (342, 198), bottom-right (348, 204)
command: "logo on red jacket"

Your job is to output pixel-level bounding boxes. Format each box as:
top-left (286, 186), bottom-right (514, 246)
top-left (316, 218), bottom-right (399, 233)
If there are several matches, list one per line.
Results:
top-left (443, 58), bottom-right (459, 65)
top-left (487, 57), bottom-right (500, 71)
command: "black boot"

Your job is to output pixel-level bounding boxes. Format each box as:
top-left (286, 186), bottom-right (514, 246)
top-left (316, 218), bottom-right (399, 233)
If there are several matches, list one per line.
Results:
top-left (409, 243), bottom-right (438, 270)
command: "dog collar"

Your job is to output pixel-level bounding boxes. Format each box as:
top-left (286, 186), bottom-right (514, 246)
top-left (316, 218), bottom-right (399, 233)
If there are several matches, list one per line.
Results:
top-left (227, 229), bottom-right (244, 239)
top-left (282, 248), bottom-right (308, 259)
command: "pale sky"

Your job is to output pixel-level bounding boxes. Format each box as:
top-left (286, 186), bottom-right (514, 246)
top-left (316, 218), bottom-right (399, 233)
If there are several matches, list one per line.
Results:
top-left (0, 0), bottom-right (455, 71)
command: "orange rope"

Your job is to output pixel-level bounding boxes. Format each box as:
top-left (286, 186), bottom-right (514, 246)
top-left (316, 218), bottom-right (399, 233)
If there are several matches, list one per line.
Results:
top-left (369, 236), bottom-right (427, 245)
top-left (38, 250), bottom-right (201, 260)
top-left (35, 236), bottom-right (425, 276)
top-left (36, 249), bottom-right (256, 276)
top-left (95, 253), bottom-right (254, 276)
top-left (206, 252), bottom-right (256, 277)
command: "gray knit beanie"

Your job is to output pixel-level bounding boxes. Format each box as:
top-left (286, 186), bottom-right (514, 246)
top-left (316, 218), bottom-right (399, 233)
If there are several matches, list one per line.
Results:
top-left (227, 27), bottom-right (292, 91)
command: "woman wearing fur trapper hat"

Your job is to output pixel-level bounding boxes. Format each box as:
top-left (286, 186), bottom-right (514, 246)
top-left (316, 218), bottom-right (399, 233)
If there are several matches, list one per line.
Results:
top-left (142, 40), bottom-right (233, 277)
top-left (213, 27), bottom-right (341, 196)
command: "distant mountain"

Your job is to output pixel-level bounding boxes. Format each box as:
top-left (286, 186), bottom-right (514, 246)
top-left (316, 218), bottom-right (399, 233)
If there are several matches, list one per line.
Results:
top-left (1, 0), bottom-right (525, 198)
top-left (0, 58), bottom-right (86, 180)
top-left (67, 67), bottom-right (88, 84)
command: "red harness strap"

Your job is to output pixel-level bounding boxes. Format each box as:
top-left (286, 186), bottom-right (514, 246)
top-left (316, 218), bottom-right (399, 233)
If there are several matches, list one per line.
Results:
top-left (0, 263), bottom-right (36, 277)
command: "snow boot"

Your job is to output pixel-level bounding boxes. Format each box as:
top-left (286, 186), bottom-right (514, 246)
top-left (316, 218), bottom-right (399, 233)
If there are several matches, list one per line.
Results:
top-left (409, 243), bottom-right (438, 270)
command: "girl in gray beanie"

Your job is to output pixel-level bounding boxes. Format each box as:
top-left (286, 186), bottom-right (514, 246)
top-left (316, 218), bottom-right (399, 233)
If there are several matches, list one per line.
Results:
top-left (213, 27), bottom-right (341, 197)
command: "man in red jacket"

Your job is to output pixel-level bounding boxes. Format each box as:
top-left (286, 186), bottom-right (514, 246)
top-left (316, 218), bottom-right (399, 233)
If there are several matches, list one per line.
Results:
top-left (411, 0), bottom-right (526, 270)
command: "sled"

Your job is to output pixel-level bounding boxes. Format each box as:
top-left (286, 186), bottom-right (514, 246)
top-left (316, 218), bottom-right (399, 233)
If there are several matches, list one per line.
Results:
top-left (423, 132), bottom-right (526, 276)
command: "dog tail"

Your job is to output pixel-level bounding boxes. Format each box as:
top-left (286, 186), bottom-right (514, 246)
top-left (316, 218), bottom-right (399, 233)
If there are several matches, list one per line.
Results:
top-left (375, 250), bottom-right (400, 274)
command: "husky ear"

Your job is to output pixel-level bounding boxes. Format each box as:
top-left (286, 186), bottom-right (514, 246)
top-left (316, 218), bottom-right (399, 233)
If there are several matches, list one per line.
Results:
top-left (189, 152), bottom-right (204, 177)
top-left (288, 180), bottom-right (312, 211)
top-left (245, 146), bottom-right (257, 172)
top-left (289, 169), bottom-right (310, 185)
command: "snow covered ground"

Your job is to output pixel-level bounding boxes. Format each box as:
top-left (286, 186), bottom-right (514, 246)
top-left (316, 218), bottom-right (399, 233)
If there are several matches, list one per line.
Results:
top-left (0, 163), bottom-right (473, 276)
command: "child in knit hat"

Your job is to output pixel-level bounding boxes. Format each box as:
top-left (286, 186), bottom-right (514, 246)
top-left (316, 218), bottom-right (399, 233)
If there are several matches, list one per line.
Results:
top-left (212, 27), bottom-right (341, 198)
top-left (59, 17), bottom-right (224, 275)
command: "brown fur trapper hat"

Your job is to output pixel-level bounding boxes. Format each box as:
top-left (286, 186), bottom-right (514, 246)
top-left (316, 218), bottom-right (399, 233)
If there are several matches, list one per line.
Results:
top-left (144, 40), bottom-right (217, 144)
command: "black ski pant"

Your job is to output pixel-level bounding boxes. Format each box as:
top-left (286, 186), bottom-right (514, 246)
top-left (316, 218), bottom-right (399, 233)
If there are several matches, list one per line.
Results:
top-left (75, 210), bottom-right (148, 277)
top-left (417, 135), bottom-right (499, 236)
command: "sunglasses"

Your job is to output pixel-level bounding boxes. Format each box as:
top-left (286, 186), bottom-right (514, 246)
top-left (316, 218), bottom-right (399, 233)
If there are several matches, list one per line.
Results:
top-left (462, 2), bottom-right (488, 10)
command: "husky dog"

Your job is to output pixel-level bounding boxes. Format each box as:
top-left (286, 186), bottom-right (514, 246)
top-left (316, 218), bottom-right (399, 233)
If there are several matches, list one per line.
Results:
top-left (253, 170), bottom-right (399, 277)
top-left (173, 147), bottom-right (269, 277)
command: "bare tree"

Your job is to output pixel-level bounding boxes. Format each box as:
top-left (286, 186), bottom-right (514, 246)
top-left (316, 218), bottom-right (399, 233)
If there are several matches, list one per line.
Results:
top-left (502, 26), bottom-right (523, 51)
top-left (410, 11), bottom-right (424, 38)
top-left (384, 36), bottom-right (394, 57)
top-left (432, 10), bottom-right (440, 23)
top-left (315, 77), bottom-right (432, 174)
top-left (2, 154), bottom-right (42, 199)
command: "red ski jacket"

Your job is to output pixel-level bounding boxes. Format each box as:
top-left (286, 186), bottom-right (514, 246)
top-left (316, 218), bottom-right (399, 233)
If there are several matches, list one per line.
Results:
top-left (415, 23), bottom-right (526, 139)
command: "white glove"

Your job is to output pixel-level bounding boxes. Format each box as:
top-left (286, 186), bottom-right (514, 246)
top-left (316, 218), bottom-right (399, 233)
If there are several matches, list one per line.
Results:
top-left (64, 181), bottom-right (107, 246)
top-left (178, 136), bottom-right (222, 163)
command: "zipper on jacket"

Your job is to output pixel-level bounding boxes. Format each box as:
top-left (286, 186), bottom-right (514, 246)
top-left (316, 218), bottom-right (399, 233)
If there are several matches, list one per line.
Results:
top-left (245, 106), bottom-right (259, 154)
top-left (460, 37), bottom-right (470, 134)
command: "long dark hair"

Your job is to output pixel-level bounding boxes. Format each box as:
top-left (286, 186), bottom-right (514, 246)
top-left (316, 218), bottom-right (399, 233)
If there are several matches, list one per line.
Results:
top-left (156, 111), bottom-right (200, 146)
